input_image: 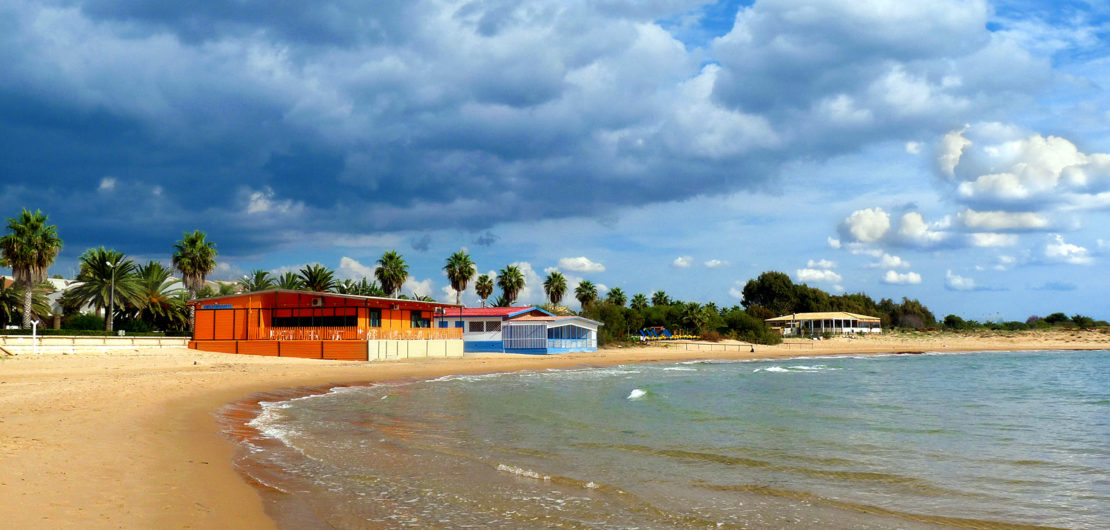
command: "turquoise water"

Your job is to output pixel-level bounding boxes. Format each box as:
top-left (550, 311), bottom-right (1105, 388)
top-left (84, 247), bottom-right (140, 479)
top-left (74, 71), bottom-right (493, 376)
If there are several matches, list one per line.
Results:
top-left (236, 350), bottom-right (1110, 528)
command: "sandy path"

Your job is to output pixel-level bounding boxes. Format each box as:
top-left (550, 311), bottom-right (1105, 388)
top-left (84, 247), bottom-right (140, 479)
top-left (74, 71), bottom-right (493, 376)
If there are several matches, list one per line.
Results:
top-left (0, 331), bottom-right (1106, 528)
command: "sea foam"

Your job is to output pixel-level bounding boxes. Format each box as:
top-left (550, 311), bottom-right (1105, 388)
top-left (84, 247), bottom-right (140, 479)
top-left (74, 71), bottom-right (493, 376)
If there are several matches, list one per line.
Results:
top-left (627, 389), bottom-right (647, 400)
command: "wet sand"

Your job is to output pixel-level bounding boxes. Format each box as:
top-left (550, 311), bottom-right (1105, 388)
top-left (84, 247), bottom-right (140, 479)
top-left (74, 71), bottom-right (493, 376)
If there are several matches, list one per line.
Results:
top-left (0, 329), bottom-right (1106, 528)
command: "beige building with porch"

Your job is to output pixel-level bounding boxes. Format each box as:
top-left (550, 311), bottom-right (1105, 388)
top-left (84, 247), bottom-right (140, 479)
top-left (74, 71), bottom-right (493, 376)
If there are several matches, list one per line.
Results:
top-left (766, 312), bottom-right (882, 336)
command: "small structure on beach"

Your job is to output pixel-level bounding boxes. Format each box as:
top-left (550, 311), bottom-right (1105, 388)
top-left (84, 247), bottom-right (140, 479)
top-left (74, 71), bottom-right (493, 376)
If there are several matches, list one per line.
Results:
top-left (187, 289), bottom-right (463, 361)
top-left (765, 312), bottom-right (882, 336)
top-left (436, 306), bottom-right (601, 354)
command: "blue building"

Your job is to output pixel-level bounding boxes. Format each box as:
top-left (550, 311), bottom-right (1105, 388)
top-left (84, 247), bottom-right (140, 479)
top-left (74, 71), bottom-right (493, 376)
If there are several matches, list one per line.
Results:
top-left (436, 307), bottom-right (601, 354)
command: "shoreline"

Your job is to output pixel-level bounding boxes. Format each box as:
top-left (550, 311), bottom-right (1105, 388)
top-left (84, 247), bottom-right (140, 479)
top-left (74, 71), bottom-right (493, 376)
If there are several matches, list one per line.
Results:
top-left (1, 332), bottom-right (1107, 528)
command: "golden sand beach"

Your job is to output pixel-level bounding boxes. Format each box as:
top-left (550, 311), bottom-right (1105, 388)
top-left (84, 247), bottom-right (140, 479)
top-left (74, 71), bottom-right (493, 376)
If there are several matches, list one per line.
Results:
top-left (1, 330), bottom-right (1107, 529)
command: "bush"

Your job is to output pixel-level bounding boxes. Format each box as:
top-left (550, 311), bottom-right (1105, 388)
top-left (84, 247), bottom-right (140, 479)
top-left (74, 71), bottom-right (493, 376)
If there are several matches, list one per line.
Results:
top-left (700, 330), bottom-right (723, 342)
top-left (63, 312), bottom-right (105, 331)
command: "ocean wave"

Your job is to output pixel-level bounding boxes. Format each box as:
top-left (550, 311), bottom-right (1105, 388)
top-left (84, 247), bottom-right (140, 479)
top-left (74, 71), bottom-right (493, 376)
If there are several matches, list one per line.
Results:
top-left (662, 367), bottom-right (697, 371)
top-left (627, 388), bottom-right (648, 400)
top-left (496, 464), bottom-right (551, 481)
top-left (753, 364), bottom-right (840, 373)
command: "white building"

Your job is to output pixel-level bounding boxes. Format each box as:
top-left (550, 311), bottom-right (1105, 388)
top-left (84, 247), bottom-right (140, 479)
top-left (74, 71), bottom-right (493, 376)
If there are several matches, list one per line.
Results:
top-left (765, 312), bottom-right (882, 336)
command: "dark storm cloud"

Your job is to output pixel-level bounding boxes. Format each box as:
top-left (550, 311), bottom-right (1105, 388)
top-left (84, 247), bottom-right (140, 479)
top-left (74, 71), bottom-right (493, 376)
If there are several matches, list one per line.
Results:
top-left (0, 0), bottom-right (1053, 262)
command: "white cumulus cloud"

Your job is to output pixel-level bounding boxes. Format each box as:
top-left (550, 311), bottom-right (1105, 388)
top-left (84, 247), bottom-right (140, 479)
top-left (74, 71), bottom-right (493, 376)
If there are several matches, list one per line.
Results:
top-left (840, 207), bottom-right (890, 243)
top-left (882, 270), bottom-right (922, 285)
top-left (870, 253), bottom-right (909, 268)
top-left (957, 209), bottom-right (1049, 231)
top-left (672, 256), bottom-right (693, 268)
top-left (557, 256), bottom-right (605, 273)
top-left (338, 257), bottom-right (377, 279)
top-left (704, 259), bottom-right (728, 268)
top-left (967, 233), bottom-right (1018, 247)
top-left (1044, 234), bottom-right (1092, 265)
top-left (897, 212), bottom-right (948, 247)
top-left (945, 270), bottom-right (977, 291)
top-left (807, 259), bottom-right (836, 269)
top-left (796, 268), bottom-right (842, 284)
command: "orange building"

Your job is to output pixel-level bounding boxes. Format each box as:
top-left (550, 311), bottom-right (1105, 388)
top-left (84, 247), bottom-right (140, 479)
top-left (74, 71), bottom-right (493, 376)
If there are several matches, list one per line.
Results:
top-left (187, 289), bottom-right (463, 361)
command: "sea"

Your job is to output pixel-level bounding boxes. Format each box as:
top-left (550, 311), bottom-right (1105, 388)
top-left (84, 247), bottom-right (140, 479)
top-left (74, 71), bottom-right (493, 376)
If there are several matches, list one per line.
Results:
top-left (224, 350), bottom-right (1110, 529)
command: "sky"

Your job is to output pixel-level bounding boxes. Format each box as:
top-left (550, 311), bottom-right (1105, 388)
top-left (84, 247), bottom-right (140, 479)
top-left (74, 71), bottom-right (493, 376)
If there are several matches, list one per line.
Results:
top-left (2, 0), bottom-right (1109, 321)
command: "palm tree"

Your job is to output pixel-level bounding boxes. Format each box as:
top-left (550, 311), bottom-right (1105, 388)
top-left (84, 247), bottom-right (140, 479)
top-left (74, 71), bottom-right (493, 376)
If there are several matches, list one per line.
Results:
top-left (335, 278), bottom-right (358, 294)
top-left (475, 274), bottom-right (493, 307)
top-left (630, 293), bottom-right (649, 310)
top-left (651, 290), bottom-right (670, 306)
top-left (497, 265), bottom-right (525, 305)
top-left (299, 264), bottom-right (336, 292)
top-left (543, 271), bottom-right (567, 306)
top-left (681, 302), bottom-right (711, 334)
top-left (63, 247), bottom-right (143, 331)
top-left (0, 280), bottom-right (19, 327)
top-left (575, 280), bottom-right (599, 309)
top-left (444, 251), bottom-right (476, 305)
top-left (172, 230), bottom-right (217, 330)
top-left (240, 269), bottom-right (276, 292)
top-left (607, 287), bottom-right (627, 307)
top-left (0, 281), bottom-right (50, 328)
top-left (131, 261), bottom-right (187, 331)
top-left (359, 276), bottom-right (390, 297)
top-left (375, 250), bottom-right (408, 297)
top-left (0, 209), bottom-right (62, 328)
top-left (276, 272), bottom-right (303, 290)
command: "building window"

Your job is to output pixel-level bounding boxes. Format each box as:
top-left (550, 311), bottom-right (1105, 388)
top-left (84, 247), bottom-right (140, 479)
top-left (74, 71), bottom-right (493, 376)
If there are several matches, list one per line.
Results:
top-left (486, 321), bottom-right (501, 332)
top-left (411, 311), bottom-right (431, 328)
top-left (469, 321), bottom-right (484, 332)
top-left (454, 320), bottom-right (464, 328)
top-left (366, 308), bottom-right (381, 328)
top-left (272, 314), bottom-right (356, 327)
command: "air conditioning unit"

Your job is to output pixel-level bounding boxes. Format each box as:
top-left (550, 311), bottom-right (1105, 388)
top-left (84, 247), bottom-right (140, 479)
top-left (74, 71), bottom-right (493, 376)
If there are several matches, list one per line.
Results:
top-left (391, 304), bottom-right (400, 310)
top-left (434, 307), bottom-right (445, 315)
top-left (311, 297), bottom-right (324, 307)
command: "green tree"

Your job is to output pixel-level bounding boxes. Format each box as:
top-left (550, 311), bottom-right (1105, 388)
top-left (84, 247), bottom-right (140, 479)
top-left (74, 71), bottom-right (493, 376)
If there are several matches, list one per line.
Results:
top-left (129, 261), bottom-right (187, 331)
top-left (299, 264), bottom-right (337, 292)
top-left (356, 278), bottom-right (385, 297)
top-left (444, 251), bottom-right (476, 305)
top-left (0, 209), bottom-right (62, 328)
top-left (240, 270), bottom-right (276, 292)
top-left (276, 272), bottom-right (303, 290)
top-left (575, 280), bottom-right (599, 309)
top-left (475, 274), bottom-right (494, 307)
top-left (630, 293), bottom-right (648, 310)
top-left (741, 271), bottom-right (795, 316)
top-left (0, 281), bottom-right (50, 328)
top-left (1043, 312), bottom-right (1070, 325)
top-left (497, 265), bottom-right (525, 305)
top-left (375, 250), bottom-right (408, 297)
top-left (651, 290), bottom-right (670, 306)
top-left (63, 247), bottom-right (143, 331)
top-left (681, 302), bottom-right (711, 334)
top-left (0, 280), bottom-right (19, 327)
top-left (543, 271), bottom-right (567, 306)
top-left (606, 287), bottom-right (627, 307)
top-left (943, 314), bottom-right (967, 330)
top-left (172, 230), bottom-right (217, 330)
top-left (1071, 314), bottom-right (1096, 328)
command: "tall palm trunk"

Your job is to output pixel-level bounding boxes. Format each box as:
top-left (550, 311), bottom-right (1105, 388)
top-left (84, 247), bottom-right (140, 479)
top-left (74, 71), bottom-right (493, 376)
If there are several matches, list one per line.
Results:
top-left (188, 289), bottom-right (196, 332)
top-left (21, 287), bottom-right (32, 329)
